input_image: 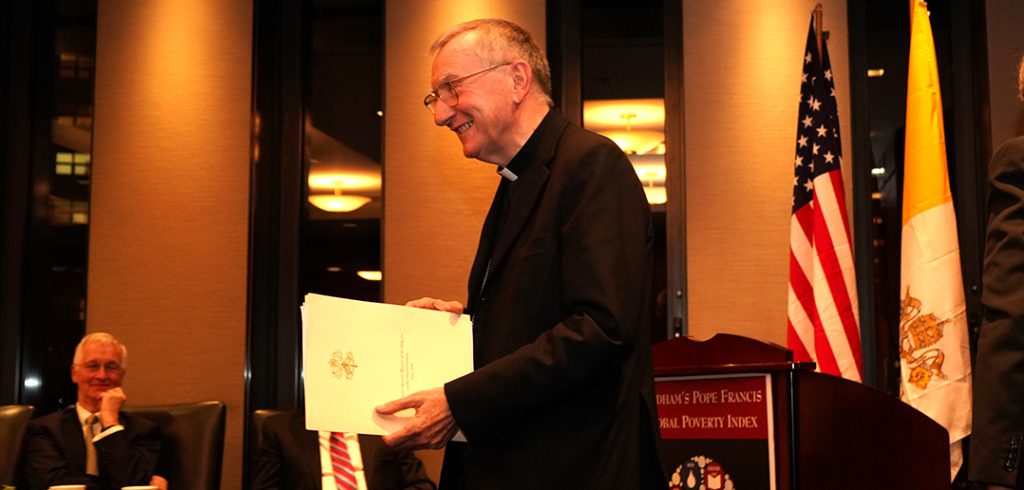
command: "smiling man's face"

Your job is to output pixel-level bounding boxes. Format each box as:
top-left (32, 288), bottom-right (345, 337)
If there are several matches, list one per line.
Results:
top-left (429, 33), bottom-right (517, 165)
top-left (71, 341), bottom-right (124, 409)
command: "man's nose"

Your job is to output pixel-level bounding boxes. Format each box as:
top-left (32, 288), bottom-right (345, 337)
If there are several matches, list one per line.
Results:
top-left (433, 99), bottom-right (455, 126)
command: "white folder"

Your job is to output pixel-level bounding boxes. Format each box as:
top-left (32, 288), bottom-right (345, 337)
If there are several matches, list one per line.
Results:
top-left (301, 293), bottom-right (473, 436)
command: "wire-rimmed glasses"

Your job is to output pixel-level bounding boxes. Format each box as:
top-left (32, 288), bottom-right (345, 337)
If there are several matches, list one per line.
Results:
top-left (423, 62), bottom-right (511, 114)
top-left (76, 361), bottom-right (125, 375)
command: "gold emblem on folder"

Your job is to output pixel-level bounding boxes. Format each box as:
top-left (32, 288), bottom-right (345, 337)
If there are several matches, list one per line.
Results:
top-left (328, 350), bottom-right (357, 380)
top-left (899, 287), bottom-right (949, 390)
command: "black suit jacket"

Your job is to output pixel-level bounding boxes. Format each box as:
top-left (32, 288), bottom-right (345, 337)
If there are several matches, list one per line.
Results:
top-left (973, 135), bottom-right (1024, 487)
top-left (21, 405), bottom-right (160, 490)
top-left (253, 410), bottom-right (436, 490)
top-left (441, 110), bottom-right (663, 489)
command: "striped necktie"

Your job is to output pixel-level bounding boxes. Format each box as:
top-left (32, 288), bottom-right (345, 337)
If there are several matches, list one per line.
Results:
top-left (329, 432), bottom-right (358, 490)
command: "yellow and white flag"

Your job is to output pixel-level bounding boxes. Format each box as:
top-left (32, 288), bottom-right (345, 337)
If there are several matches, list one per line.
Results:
top-left (899, 0), bottom-right (972, 481)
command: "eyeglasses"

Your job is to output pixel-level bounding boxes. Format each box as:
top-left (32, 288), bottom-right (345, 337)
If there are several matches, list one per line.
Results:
top-left (423, 62), bottom-right (511, 114)
top-left (77, 361), bottom-right (124, 375)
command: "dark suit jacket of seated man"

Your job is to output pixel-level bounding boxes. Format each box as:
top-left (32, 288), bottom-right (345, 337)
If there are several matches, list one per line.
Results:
top-left (253, 409), bottom-right (436, 490)
top-left (21, 332), bottom-right (161, 490)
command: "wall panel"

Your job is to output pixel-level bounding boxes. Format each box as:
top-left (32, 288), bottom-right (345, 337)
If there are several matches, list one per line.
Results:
top-left (89, 1), bottom-right (252, 487)
top-left (682, 0), bottom-right (852, 344)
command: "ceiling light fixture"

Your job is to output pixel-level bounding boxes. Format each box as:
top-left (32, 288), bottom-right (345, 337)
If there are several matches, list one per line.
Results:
top-left (308, 187), bottom-right (370, 213)
top-left (357, 270), bottom-right (382, 281)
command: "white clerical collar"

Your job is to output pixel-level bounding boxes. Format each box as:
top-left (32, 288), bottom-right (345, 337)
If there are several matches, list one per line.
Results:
top-left (497, 166), bottom-right (518, 181)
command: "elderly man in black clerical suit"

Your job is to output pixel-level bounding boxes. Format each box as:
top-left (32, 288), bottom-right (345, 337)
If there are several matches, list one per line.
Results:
top-left (373, 18), bottom-right (664, 489)
top-left (252, 409), bottom-right (436, 490)
top-left (21, 332), bottom-right (164, 490)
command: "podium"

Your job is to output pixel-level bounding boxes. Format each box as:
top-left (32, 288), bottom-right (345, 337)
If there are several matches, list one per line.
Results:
top-left (652, 334), bottom-right (950, 489)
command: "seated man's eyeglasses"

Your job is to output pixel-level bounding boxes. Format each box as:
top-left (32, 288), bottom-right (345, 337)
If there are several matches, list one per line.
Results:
top-left (78, 361), bottom-right (125, 375)
top-left (423, 62), bottom-right (511, 114)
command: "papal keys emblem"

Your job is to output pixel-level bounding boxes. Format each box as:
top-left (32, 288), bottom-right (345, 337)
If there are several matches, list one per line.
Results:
top-left (328, 350), bottom-right (357, 380)
top-left (899, 287), bottom-right (949, 390)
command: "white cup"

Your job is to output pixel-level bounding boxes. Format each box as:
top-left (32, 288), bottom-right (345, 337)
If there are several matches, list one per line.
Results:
top-left (48, 486), bottom-right (86, 490)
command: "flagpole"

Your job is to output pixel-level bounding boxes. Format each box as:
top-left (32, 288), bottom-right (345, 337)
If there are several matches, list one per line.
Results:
top-left (814, 3), bottom-right (823, 55)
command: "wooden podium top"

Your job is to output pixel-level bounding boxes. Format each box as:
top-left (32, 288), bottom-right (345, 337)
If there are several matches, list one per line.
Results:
top-left (652, 333), bottom-right (814, 376)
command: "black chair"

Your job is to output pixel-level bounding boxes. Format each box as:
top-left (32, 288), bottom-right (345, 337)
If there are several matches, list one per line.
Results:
top-left (250, 408), bottom-right (283, 457)
top-left (249, 408), bottom-right (284, 485)
top-left (0, 404), bottom-right (33, 486)
top-left (124, 401), bottom-right (226, 490)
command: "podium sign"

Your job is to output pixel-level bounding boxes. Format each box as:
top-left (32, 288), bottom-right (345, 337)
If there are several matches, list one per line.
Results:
top-left (652, 335), bottom-right (950, 489)
top-left (656, 374), bottom-right (776, 490)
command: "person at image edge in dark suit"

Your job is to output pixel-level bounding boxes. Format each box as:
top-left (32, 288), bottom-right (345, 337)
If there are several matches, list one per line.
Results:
top-left (971, 55), bottom-right (1024, 490)
top-left (372, 18), bottom-right (665, 489)
top-left (252, 409), bottom-right (436, 490)
top-left (21, 332), bottom-right (165, 490)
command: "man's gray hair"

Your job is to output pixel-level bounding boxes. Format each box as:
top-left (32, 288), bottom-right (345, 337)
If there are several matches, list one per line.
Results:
top-left (73, 332), bottom-right (128, 367)
top-left (430, 18), bottom-right (554, 107)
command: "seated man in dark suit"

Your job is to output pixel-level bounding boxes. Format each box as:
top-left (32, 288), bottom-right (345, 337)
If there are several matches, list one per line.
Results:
top-left (21, 332), bottom-right (165, 490)
top-left (253, 409), bottom-right (436, 490)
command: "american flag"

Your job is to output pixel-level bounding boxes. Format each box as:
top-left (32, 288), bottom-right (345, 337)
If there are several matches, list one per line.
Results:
top-left (786, 14), bottom-right (862, 382)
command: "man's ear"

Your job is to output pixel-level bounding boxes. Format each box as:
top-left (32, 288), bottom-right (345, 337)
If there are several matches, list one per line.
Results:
top-left (510, 60), bottom-right (532, 103)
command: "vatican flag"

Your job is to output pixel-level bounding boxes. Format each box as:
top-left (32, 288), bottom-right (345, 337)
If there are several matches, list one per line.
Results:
top-left (899, 0), bottom-right (972, 481)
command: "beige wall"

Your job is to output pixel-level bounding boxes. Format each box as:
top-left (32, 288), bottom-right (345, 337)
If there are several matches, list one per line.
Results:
top-left (89, 1), bottom-right (252, 488)
top-left (383, 0), bottom-right (546, 481)
top-left (682, 0), bottom-right (852, 344)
